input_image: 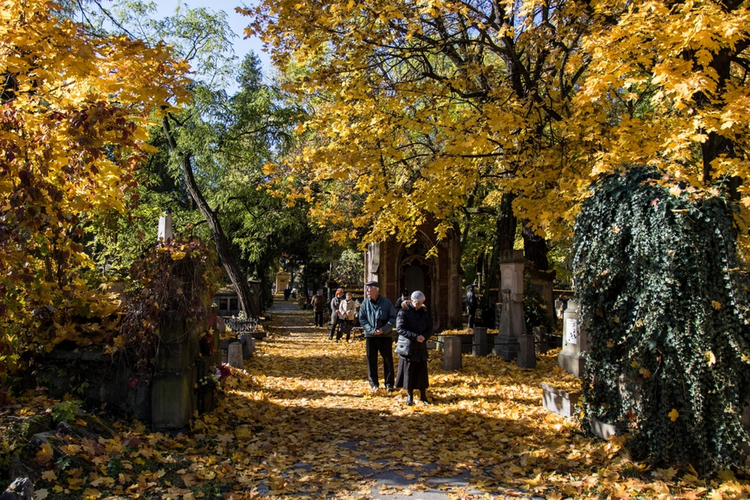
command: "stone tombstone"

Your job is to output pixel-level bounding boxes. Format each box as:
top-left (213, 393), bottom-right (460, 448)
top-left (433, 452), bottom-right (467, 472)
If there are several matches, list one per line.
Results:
top-left (540, 383), bottom-right (580, 418)
top-left (472, 327), bottom-right (489, 357)
top-left (527, 268), bottom-right (556, 323)
top-left (533, 326), bottom-right (548, 354)
top-left (558, 299), bottom-right (588, 377)
top-left (517, 334), bottom-right (536, 369)
top-left (158, 213), bottom-right (173, 242)
top-left (240, 333), bottom-right (255, 359)
top-left (228, 342), bottom-right (244, 368)
top-left (498, 250), bottom-right (526, 336)
top-left (443, 336), bottom-right (463, 370)
top-left (152, 312), bottom-right (197, 429)
top-left (493, 290), bottom-right (517, 361)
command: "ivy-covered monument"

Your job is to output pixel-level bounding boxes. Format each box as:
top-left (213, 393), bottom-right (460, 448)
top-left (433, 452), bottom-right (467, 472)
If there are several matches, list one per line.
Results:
top-left (573, 166), bottom-right (750, 471)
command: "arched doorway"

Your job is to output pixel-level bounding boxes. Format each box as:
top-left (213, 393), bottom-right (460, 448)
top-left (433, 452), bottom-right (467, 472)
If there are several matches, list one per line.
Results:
top-left (398, 236), bottom-right (435, 323)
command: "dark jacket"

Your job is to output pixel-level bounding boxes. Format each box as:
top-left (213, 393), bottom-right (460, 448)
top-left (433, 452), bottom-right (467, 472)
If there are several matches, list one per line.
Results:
top-left (396, 303), bottom-right (433, 361)
top-left (310, 294), bottom-right (326, 312)
top-left (359, 295), bottom-right (396, 337)
top-left (466, 290), bottom-right (478, 312)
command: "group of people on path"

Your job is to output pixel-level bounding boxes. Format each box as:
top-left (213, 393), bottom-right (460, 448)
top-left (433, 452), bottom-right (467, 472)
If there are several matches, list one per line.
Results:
top-left (310, 288), bottom-right (358, 341)
top-left (307, 281), bottom-right (434, 405)
top-left (359, 281), bottom-right (433, 406)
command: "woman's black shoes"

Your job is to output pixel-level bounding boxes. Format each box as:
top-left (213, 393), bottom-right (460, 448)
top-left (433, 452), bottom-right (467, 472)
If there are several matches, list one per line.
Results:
top-left (406, 395), bottom-right (414, 406)
top-left (421, 399), bottom-right (431, 405)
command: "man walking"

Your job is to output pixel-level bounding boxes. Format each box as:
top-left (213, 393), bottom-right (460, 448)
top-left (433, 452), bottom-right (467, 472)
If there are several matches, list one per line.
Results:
top-left (329, 288), bottom-right (344, 340)
top-left (311, 289), bottom-right (326, 327)
top-left (359, 281), bottom-right (397, 391)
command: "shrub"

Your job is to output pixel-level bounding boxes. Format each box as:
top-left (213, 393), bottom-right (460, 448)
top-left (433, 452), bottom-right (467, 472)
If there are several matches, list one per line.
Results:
top-left (573, 166), bottom-right (750, 471)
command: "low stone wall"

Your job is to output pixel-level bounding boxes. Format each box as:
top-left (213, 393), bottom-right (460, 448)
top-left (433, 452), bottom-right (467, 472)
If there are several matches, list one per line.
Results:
top-left (41, 311), bottom-right (222, 429)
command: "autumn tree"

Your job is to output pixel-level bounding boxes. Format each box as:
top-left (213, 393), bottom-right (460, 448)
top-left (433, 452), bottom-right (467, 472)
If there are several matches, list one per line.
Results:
top-left (159, 52), bottom-right (302, 316)
top-left (245, 0), bottom-right (602, 310)
top-left (0, 0), bottom-right (188, 373)
top-left (68, 1), bottom-right (296, 319)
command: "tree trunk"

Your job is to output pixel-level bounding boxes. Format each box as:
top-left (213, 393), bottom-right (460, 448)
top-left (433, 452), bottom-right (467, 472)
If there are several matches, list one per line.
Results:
top-left (162, 116), bottom-right (258, 318)
top-left (479, 191), bottom-right (516, 316)
top-left (521, 221), bottom-right (550, 271)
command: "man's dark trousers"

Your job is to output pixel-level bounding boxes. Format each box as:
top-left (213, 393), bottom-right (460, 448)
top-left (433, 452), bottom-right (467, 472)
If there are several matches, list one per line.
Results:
top-left (366, 336), bottom-right (395, 389)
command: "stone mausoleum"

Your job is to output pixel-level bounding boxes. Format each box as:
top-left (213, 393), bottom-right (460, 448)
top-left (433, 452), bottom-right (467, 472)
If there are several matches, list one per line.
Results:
top-left (364, 219), bottom-right (463, 331)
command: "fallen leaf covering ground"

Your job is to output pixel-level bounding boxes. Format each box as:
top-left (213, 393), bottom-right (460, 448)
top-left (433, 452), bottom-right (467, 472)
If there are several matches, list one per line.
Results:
top-left (3, 298), bottom-right (750, 499)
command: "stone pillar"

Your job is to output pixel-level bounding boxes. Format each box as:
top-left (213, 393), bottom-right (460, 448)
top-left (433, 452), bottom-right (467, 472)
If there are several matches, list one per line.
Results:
top-left (472, 327), bottom-right (489, 357)
top-left (158, 213), bottom-right (173, 242)
top-left (533, 326), bottom-right (548, 354)
top-left (443, 336), bottom-right (462, 370)
top-left (364, 242), bottom-right (381, 287)
top-left (240, 334), bottom-right (255, 359)
top-left (152, 313), bottom-right (196, 429)
top-left (498, 250), bottom-right (526, 336)
top-left (493, 290), bottom-right (517, 361)
top-left (558, 299), bottom-right (587, 377)
top-left (517, 335), bottom-right (536, 369)
top-left (228, 342), bottom-right (244, 368)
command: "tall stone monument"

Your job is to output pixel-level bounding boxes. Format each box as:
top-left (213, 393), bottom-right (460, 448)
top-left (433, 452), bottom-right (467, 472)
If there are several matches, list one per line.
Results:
top-left (558, 299), bottom-right (588, 377)
top-left (493, 250), bottom-right (526, 360)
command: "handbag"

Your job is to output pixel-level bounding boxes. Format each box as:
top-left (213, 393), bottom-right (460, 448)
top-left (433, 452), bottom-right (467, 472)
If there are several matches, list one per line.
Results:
top-left (394, 335), bottom-right (412, 356)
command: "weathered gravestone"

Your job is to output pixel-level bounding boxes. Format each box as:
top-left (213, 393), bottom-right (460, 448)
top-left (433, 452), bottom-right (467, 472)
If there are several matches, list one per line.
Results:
top-left (517, 334), bottom-right (536, 369)
top-left (472, 327), bottom-right (489, 356)
top-left (557, 299), bottom-right (587, 377)
top-left (443, 336), bottom-right (462, 370)
top-left (493, 251), bottom-right (526, 361)
top-left (228, 342), bottom-right (244, 368)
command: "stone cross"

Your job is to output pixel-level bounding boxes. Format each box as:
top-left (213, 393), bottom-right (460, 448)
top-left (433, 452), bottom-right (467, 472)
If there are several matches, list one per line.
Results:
top-left (158, 213), bottom-right (173, 242)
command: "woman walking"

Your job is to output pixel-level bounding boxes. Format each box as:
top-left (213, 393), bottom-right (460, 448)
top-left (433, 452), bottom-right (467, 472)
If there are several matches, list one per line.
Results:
top-left (338, 292), bottom-right (357, 342)
top-left (395, 291), bottom-right (433, 406)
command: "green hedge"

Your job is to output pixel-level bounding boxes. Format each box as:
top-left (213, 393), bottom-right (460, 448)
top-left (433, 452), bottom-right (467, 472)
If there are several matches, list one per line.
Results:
top-left (573, 166), bottom-right (750, 471)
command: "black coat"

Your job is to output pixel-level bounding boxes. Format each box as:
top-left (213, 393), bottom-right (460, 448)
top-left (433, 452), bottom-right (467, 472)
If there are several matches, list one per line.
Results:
top-left (396, 303), bottom-right (433, 361)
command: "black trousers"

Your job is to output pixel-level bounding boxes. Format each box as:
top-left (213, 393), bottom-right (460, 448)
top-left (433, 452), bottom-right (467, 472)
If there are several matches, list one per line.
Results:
top-left (329, 314), bottom-right (340, 339)
top-left (366, 336), bottom-right (395, 388)
top-left (467, 308), bottom-right (477, 328)
top-left (314, 311), bottom-right (324, 327)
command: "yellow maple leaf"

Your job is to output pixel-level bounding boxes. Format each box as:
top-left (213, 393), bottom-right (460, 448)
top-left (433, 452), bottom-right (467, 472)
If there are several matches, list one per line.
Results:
top-left (35, 443), bottom-right (53, 465)
top-left (171, 251), bottom-right (187, 261)
top-left (711, 300), bottom-right (722, 310)
top-left (41, 470), bottom-right (57, 482)
top-left (639, 367), bottom-right (652, 378)
top-left (668, 409), bottom-right (679, 422)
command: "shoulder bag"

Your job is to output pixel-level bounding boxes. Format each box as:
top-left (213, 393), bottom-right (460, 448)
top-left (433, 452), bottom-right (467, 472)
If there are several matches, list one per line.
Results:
top-left (394, 335), bottom-right (412, 356)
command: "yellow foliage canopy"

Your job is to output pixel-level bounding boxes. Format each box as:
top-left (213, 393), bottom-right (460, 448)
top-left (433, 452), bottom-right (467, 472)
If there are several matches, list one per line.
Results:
top-left (247, 0), bottom-right (750, 247)
top-left (0, 0), bottom-right (189, 370)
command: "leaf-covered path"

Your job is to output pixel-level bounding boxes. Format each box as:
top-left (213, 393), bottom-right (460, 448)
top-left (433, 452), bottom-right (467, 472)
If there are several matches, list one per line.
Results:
top-left (15, 298), bottom-right (749, 499)
top-left (211, 299), bottom-right (590, 499)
